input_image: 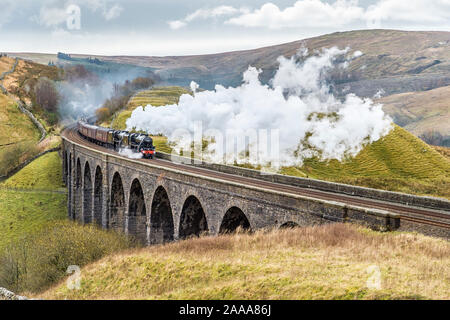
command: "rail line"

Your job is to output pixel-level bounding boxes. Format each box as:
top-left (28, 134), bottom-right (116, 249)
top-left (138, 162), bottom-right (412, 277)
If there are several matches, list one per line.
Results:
top-left (63, 126), bottom-right (450, 233)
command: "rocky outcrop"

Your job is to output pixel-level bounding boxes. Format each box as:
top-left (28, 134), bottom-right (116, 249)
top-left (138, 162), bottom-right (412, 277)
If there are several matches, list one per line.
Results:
top-left (0, 287), bottom-right (28, 300)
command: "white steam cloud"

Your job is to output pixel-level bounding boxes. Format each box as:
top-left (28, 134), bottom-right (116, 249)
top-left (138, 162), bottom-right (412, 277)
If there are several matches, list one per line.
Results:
top-left (126, 47), bottom-right (392, 169)
top-left (119, 148), bottom-right (143, 159)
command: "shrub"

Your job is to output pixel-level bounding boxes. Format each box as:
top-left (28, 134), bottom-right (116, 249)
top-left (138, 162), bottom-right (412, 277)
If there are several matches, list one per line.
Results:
top-left (419, 130), bottom-right (445, 146)
top-left (131, 77), bottom-right (154, 90)
top-left (0, 221), bottom-right (133, 293)
top-left (0, 141), bottom-right (39, 176)
top-left (34, 77), bottom-right (59, 113)
top-left (95, 107), bottom-right (110, 123)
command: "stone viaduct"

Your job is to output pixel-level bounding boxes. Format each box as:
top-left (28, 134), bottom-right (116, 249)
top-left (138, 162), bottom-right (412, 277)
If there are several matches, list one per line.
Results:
top-left (61, 136), bottom-right (398, 245)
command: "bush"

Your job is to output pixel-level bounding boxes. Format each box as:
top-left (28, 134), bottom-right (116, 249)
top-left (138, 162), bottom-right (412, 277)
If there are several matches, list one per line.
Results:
top-left (0, 221), bottom-right (133, 293)
top-left (0, 141), bottom-right (39, 176)
top-left (95, 107), bottom-right (110, 123)
top-left (34, 77), bottom-right (59, 113)
top-left (131, 77), bottom-right (154, 90)
top-left (419, 130), bottom-right (445, 146)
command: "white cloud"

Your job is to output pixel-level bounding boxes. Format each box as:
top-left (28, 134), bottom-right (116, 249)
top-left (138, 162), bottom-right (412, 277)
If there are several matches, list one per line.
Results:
top-left (365, 0), bottom-right (450, 25)
top-left (35, 6), bottom-right (68, 27)
top-left (168, 20), bottom-right (187, 30)
top-left (103, 4), bottom-right (123, 20)
top-left (33, 1), bottom-right (123, 29)
top-left (225, 0), bottom-right (450, 29)
top-left (226, 0), bottom-right (364, 29)
top-left (168, 5), bottom-right (248, 30)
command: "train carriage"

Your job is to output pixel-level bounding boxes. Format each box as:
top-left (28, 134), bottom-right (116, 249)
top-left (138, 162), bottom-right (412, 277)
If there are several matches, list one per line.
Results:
top-left (95, 126), bottom-right (111, 145)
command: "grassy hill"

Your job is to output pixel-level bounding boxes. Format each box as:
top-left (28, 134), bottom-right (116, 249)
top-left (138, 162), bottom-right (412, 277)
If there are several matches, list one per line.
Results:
top-left (0, 92), bottom-right (41, 176)
top-left (37, 223), bottom-right (450, 300)
top-left (0, 151), bottom-right (132, 293)
top-left (0, 152), bottom-right (66, 252)
top-left (2, 151), bottom-right (64, 190)
top-left (282, 125), bottom-right (450, 199)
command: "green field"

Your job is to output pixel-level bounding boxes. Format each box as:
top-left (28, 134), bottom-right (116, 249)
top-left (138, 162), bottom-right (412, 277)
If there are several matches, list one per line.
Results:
top-left (3, 151), bottom-right (64, 190)
top-left (0, 150), bottom-right (132, 293)
top-left (0, 151), bottom-right (66, 251)
top-left (37, 223), bottom-right (450, 300)
top-left (0, 93), bottom-right (41, 176)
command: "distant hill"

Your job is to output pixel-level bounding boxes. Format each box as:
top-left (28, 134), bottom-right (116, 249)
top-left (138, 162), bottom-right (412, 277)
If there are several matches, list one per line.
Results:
top-left (8, 30), bottom-right (450, 143)
top-left (377, 85), bottom-right (450, 146)
top-left (82, 30), bottom-right (450, 94)
top-left (10, 30), bottom-right (450, 94)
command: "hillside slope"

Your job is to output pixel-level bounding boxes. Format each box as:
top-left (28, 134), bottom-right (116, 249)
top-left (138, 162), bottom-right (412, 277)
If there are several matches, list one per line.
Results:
top-left (283, 125), bottom-right (450, 199)
top-left (0, 151), bottom-right (132, 293)
top-left (378, 85), bottom-right (450, 146)
top-left (0, 92), bottom-right (40, 176)
top-left (0, 152), bottom-right (66, 252)
top-left (37, 224), bottom-right (450, 300)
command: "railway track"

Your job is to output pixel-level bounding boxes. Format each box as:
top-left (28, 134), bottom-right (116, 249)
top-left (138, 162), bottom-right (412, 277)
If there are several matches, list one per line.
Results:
top-left (64, 126), bottom-right (450, 234)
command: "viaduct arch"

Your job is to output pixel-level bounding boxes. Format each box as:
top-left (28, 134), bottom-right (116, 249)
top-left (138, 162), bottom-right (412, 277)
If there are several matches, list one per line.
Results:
top-left (62, 135), bottom-right (399, 245)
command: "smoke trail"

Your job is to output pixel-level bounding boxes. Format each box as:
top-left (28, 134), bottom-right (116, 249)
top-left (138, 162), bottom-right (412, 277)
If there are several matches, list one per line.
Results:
top-left (126, 47), bottom-right (392, 168)
top-left (58, 80), bottom-right (112, 119)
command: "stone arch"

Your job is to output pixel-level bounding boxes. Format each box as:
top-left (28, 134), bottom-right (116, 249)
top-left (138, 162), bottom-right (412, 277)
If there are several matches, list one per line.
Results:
top-left (128, 178), bottom-right (147, 244)
top-left (280, 221), bottom-right (299, 229)
top-left (93, 166), bottom-right (103, 227)
top-left (75, 158), bottom-right (82, 221)
top-left (219, 206), bottom-right (251, 234)
top-left (150, 186), bottom-right (174, 244)
top-left (83, 161), bottom-right (92, 224)
top-left (179, 195), bottom-right (208, 239)
top-left (110, 172), bottom-right (125, 232)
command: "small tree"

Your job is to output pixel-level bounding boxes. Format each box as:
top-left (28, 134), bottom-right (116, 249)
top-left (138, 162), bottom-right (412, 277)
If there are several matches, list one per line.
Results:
top-left (34, 77), bottom-right (59, 113)
top-left (131, 77), bottom-right (154, 90)
top-left (419, 130), bottom-right (444, 146)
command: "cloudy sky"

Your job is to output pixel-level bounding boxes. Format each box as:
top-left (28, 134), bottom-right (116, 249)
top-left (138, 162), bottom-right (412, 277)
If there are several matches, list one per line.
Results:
top-left (1, 0), bottom-right (449, 56)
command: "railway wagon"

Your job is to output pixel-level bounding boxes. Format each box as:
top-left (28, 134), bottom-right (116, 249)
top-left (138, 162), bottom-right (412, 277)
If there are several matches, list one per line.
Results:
top-left (95, 126), bottom-right (113, 145)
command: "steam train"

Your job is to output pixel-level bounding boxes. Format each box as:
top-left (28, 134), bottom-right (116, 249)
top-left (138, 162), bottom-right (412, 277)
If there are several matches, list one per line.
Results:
top-left (77, 120), bottom-right (156, 159)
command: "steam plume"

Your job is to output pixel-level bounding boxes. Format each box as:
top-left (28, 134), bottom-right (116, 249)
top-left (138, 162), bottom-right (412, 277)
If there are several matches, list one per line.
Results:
top-left (126, 47), bottom-right (392, 168)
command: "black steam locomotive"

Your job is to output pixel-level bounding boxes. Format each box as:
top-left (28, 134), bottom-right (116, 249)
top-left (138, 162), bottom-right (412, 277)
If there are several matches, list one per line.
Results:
top-left (77, 120), bottom-right (156, 158)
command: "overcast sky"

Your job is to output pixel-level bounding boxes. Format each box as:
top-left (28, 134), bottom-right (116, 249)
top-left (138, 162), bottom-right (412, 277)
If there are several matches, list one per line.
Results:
top-left (1, 0), bottom-right (449, 56)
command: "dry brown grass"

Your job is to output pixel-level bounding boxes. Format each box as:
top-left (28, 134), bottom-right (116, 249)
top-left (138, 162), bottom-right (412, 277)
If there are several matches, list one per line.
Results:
top-left (433, 146), bottom-right (450, 160)
top-left (37, 223), bottom-right (450, 300)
